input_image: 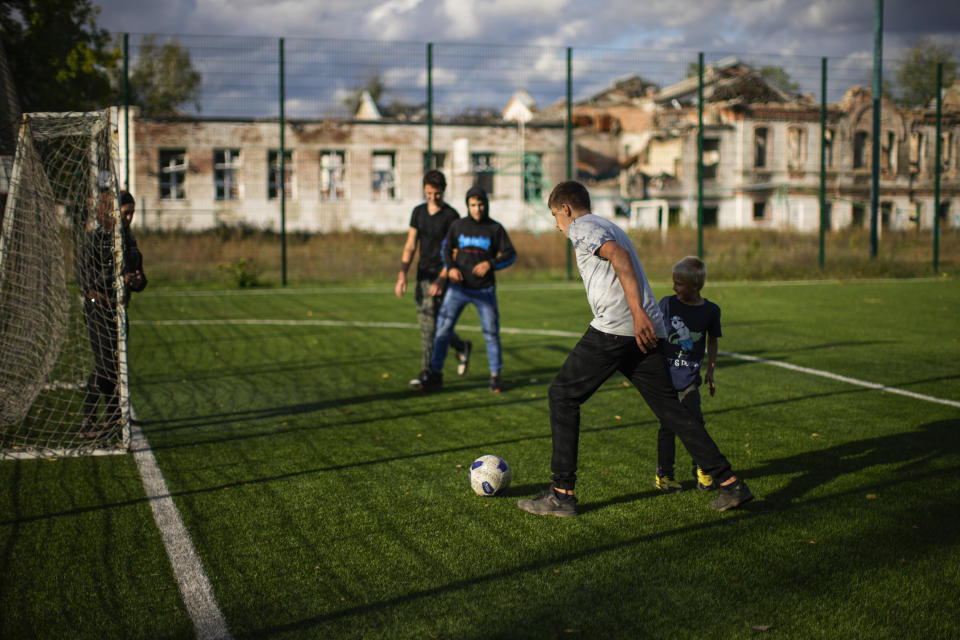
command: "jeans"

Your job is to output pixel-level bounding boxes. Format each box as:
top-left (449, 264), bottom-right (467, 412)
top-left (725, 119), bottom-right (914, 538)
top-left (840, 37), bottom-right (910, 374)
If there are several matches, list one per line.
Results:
top-left (415, 279), bottom-right (463, 372)
top-left (431, 284), bottom-right (501, 375)
top-left (548, 326), bottom-right (733, 491)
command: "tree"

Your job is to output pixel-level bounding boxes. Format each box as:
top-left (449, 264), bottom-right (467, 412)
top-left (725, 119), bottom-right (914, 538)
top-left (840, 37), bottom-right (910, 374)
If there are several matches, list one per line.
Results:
top-left (893, 38), bottom-right (959, 108)
top-left (127, 36), bottom-right (202, 117)
top-left (757, 66), bottom-right (801, 93)
top-left (0, 0), bottom-right (118, 112)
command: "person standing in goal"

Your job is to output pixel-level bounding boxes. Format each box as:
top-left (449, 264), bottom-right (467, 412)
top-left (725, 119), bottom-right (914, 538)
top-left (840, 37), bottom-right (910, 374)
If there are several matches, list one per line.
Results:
top-left (395, 171), bottom-right (470, 388)
top-left (78, 190), bottom-right (122, 439)
top-left (78, 190), bottom-right (146, 439)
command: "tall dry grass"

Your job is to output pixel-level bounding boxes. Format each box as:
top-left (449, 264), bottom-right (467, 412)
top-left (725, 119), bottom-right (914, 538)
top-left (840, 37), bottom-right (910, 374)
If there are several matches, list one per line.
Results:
top-left (133, 226), bottom-right (958, 288)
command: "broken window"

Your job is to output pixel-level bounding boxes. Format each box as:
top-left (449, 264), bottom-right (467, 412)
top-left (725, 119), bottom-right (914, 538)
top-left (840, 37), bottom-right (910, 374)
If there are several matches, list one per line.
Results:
top-left (268, 150), bottom-right (293, 200)
top-left (471, 152), bottom-right (495, 194)
top-left (372, 151), bottom-right (396, 200)
top-left (754, 127), bottom-right (768, 169)
top-left (214, 149), bottom-right (240, 201)
top-left (853, 131), bottom-right (869, 169)
top-left (523, 153), bottom-right (544, 202)
top-left (320, 150), bottom-right (346, 200)
top-left (824, 128), bottom-right (835, 168)
top-left (881, 130), bottom-right (896, 172)
top-left (787, 126), bottom-right (806, 170)
top-left (909, 132), bottom-right (925, 173)
top-left (702, 138), bottom-right (719, 180)
top-left (159, 149), bottom-right (186, 200)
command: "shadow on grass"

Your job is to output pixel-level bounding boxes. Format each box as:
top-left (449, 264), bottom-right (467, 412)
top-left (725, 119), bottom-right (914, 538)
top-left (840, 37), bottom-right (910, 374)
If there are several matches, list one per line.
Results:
top-left (742, 418), bottom-right (960, 507)
top-left (234, 447), bottom-right (960, 639)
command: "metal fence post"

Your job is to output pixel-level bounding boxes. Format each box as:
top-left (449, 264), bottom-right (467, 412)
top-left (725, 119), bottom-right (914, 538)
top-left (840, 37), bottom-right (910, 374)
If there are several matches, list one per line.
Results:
top-left (123, 33), bottom-right (129, 191)
top-left (819, 57), bottom-right (827, 268)
top-left (279, 37), bottom-right (287, 287)
top-left (566, 47), bottom-right (573, 280)
top-left (697, 52), bottom-right (704, 259)
top-left (427, 43), bottom-right (433, 168)
top-left (934, 62), bottom-right (943, 273)
top-left (870, 0), bottom-right (883, 258)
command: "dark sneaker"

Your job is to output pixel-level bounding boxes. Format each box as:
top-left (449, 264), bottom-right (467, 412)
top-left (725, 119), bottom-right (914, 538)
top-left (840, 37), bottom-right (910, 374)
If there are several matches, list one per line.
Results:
top-left (654, 474), bottom-right (683, 493)
top-left (489, 374), bottom-right (503, 393)
top-left (518, 488), bottom-right (578, 517)
top-left (456, 341), bottom-right (472, 376)
top-left (421, 370), bottom-right (443, 392)
top-left (711, 479), bottom-right (754, 511)
top-left (695, 466), bottom-right (716, 491)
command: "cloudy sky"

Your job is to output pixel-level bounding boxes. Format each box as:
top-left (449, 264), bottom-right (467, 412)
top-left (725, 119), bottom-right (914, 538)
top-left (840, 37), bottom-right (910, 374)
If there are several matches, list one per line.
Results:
top-left (87, 0), bottom-right (959, 118)
top-left (92, 0), bottom-right (958, 60)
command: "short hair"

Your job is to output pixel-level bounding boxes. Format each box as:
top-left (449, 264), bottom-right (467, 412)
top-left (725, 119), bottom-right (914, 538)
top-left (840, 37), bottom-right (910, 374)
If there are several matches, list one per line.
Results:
top-left (119, 190), bottom-right (135, 206)
top-left (422, 170), bottom-right (446, 191)
top-left (673, 256), bottom-right (707, 289)
top-left (548, 180), bottom-right (591, 213)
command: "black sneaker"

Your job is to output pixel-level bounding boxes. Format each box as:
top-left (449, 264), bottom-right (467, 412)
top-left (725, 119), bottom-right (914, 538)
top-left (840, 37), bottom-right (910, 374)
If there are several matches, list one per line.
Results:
top-left (517, 488), bottom-right (578, 517)
top-left (489, 374), bottom-right (503, 393)
top-left (421, 370), bottom-right (443, 391)
top-left (456, 341), bottom-right (472, 376)
top-left (710, 479), bottom-right (754, 511)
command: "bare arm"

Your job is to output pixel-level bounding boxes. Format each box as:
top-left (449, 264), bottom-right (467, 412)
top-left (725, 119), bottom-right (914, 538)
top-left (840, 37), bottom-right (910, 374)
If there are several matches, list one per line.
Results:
top-left (705, 336), bottom-right (718, 396)
top-left (395, 227), bottom-right (418, 298)
top-left (596, 240), bottom-right (658, 353)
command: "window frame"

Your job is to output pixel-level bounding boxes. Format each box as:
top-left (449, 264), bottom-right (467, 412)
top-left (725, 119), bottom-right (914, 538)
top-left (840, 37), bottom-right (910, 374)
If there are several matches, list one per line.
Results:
top-left (268, 149), bottom-right (293, 200)
top-left (213, 148), bottom-right (241, 201)
top-left (320, 149), bottom-right (347, 200)
top-left (159, 149), bottom-right (187, 200)
top-left (371, 150), bottom-right (397, 200)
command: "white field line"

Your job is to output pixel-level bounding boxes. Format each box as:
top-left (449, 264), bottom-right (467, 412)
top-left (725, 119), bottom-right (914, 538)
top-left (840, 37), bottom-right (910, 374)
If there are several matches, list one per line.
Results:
top-left (720, 351), bottom-right (960, 409)
top-left (130, 421), bottom-right (232, 640)
top-left (140, 276), bottom-right (948, 298)
top-left (134, 317), bottom-right (960, 409)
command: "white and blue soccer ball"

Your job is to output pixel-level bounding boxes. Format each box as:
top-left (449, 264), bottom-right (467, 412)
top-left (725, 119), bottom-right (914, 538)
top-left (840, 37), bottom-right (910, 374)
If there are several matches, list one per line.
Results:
top-left (469, 454), bottom-right (512, 496)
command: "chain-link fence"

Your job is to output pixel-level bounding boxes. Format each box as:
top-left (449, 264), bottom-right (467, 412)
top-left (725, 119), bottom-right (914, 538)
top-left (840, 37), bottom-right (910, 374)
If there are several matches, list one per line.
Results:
top-left (106, 35), bottom-right (959, 276)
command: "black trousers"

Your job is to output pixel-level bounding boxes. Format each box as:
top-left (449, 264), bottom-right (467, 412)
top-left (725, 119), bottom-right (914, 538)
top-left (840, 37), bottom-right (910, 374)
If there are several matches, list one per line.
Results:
top-left (656, 384), bottom-right (704, 477)
top-left (548, 326), bottom-right (733, 491)
top-left (82, 299), bottom-right (120, 425)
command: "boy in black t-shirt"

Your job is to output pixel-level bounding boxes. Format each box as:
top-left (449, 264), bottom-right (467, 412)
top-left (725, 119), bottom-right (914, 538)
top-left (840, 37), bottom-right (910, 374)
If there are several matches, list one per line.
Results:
top-left (655, 256), bottom-right (723, 493)
top-left (395, 171), bottom-right (469, 388)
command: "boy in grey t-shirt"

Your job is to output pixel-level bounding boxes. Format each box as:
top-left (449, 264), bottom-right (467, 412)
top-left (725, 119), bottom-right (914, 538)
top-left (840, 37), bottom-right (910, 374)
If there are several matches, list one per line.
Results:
top-left (517, 181), bottom-right (752, 517)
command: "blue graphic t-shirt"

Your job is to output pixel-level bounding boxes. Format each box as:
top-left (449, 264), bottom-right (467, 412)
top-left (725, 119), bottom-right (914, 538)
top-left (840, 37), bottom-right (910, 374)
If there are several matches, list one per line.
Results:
top-left (659, 294), bottom-right (722, 391)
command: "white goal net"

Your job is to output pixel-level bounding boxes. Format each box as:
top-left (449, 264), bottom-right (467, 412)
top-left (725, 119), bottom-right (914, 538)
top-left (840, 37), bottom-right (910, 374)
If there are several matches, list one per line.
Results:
top-left (0, 110), bottom-right (129, 458)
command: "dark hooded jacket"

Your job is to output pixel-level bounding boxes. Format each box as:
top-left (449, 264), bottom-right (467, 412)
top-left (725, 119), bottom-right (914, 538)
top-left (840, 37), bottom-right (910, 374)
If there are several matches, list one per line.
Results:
top-left (442, 186), bottom-right (516, 289)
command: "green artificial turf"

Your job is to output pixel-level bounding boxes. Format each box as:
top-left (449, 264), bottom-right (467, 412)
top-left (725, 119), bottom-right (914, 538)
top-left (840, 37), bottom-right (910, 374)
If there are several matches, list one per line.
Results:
top-left (2, 277), bottom-right (958, 639)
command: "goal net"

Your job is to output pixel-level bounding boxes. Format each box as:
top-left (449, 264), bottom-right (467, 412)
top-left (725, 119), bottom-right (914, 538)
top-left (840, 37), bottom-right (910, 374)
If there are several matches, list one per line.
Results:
top-left (0, 110), bottom-right (129, 458)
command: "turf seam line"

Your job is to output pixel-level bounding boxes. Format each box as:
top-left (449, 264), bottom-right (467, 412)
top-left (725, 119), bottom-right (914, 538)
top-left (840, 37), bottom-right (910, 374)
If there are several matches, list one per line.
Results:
top-left (130, 421), bottom-right (232, 640)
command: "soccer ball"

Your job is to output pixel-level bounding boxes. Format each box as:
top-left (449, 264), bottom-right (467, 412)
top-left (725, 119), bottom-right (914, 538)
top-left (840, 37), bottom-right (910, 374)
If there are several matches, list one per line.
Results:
top-left (470, 454), bottom-right (512, 496)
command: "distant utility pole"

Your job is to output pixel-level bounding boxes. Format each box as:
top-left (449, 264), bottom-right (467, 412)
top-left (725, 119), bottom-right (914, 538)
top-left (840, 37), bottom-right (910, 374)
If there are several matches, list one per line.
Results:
top-left (870, 0), bottom-right (883, 258)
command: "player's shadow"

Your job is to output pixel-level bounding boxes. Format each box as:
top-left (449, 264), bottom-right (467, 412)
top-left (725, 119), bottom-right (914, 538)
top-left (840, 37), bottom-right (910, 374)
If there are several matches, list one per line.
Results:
top-left (742, 418), bottom-right (960, 508)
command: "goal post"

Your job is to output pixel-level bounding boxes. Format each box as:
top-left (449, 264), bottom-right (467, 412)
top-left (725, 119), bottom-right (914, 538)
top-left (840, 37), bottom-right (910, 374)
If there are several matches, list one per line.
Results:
top-left (0, 110), bottom-right (129, 458)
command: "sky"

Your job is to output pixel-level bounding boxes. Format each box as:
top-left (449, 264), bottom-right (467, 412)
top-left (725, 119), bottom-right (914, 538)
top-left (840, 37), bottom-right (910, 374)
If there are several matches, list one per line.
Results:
top-left (87, 0), bottom-right (960, 118)
top-left (92, 0), bottom-right (959, 61)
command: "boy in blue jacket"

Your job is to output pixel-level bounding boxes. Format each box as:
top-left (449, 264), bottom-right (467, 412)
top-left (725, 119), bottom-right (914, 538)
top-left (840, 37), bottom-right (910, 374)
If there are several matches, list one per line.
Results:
top-left (422, 185), bottom-right (516, 392)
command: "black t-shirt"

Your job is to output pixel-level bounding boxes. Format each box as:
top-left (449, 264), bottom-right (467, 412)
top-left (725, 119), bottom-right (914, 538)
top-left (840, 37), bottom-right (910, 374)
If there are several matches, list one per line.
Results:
top-left (659, 294), bottom-right (722, 390)
top-left (409, 203), bottom-right (459, 280)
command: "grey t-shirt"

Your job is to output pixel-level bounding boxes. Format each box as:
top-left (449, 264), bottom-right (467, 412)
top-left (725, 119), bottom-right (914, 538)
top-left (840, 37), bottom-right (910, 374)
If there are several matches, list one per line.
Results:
top-left (567, 214), bottom-right (666, 338)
